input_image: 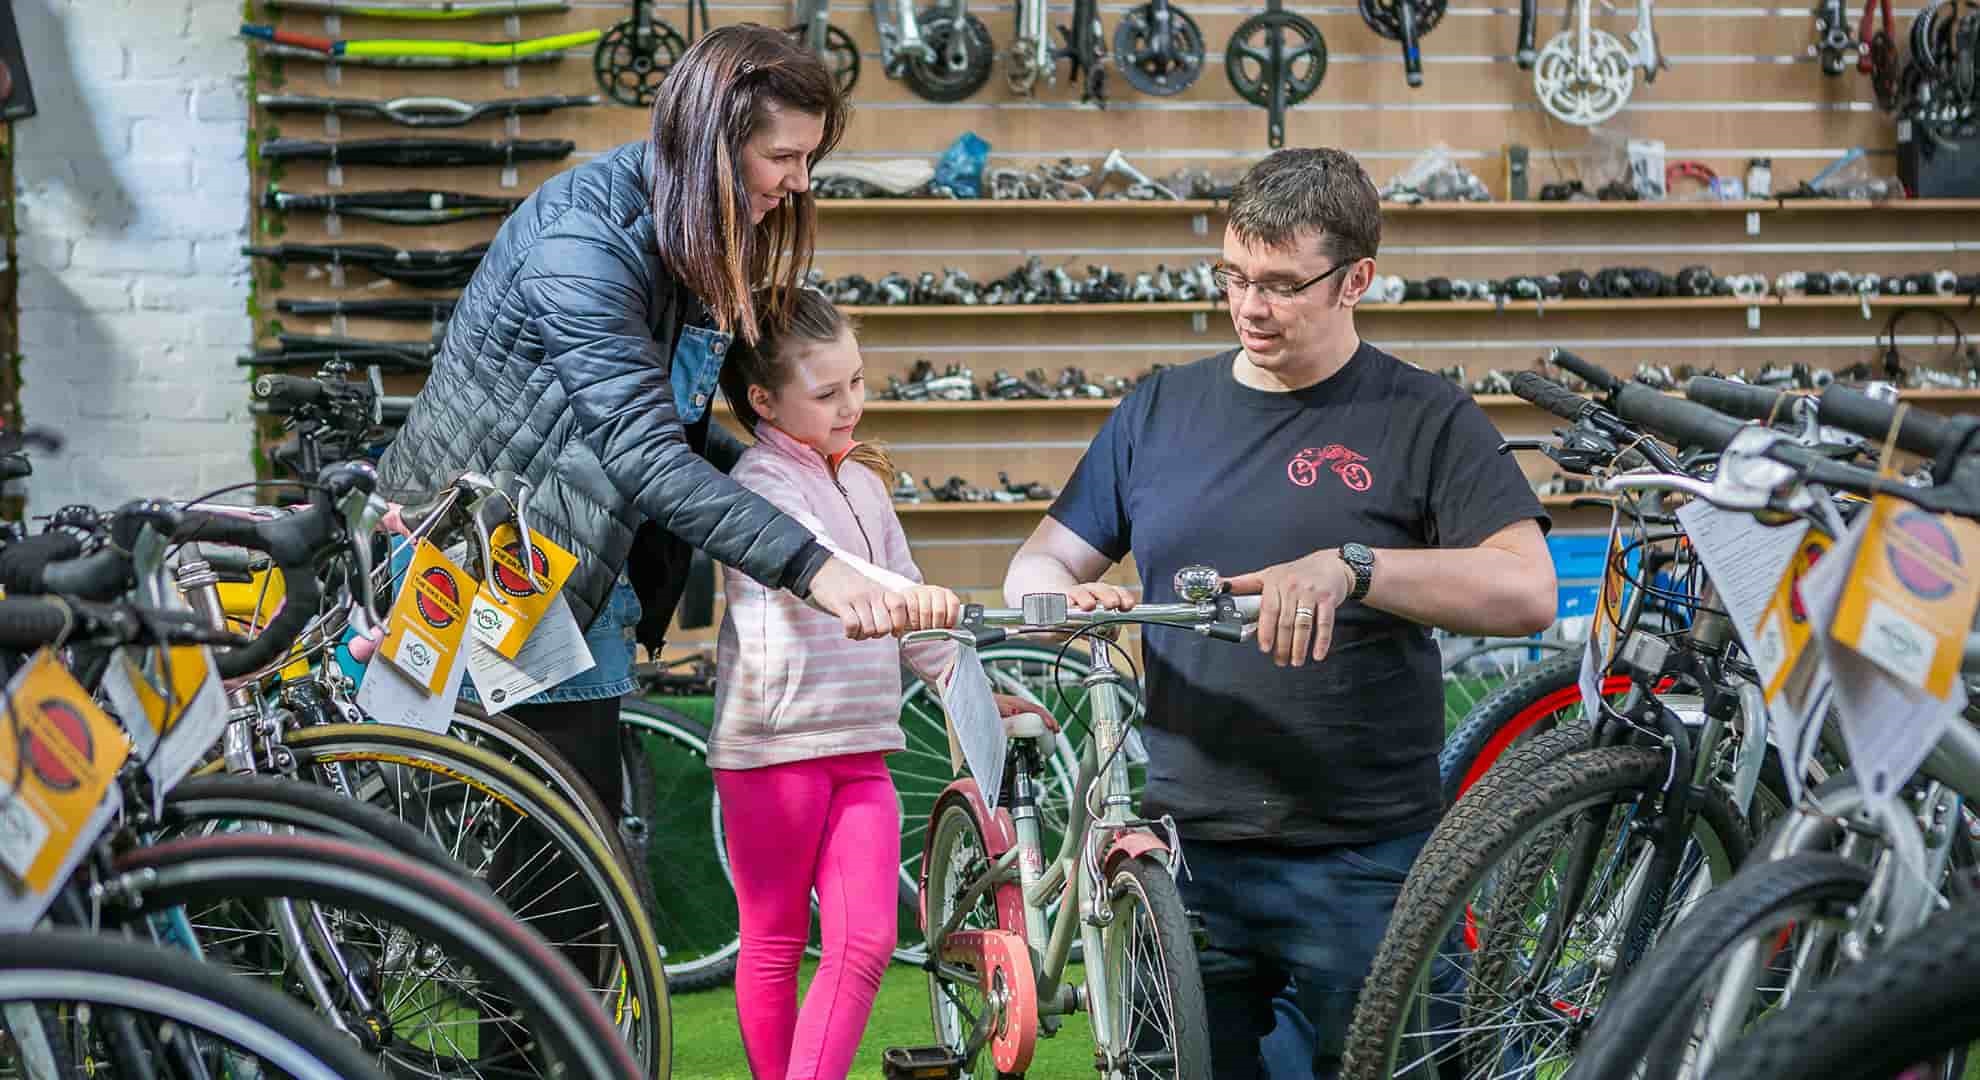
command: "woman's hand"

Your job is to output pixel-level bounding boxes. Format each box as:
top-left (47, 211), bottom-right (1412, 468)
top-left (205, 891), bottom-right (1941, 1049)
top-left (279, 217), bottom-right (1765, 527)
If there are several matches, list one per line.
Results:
top-left (899, 584), bottom-right (961, 634)
top-left (993, 693), bottom-right (1060, 734)
top-left (807, 556), bottom-right (911, 640)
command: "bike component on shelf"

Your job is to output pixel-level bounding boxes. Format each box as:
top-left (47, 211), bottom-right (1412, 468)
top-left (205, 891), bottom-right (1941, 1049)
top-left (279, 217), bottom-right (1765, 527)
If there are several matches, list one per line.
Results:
top-left (1627, 0), bottom-right (1665, 81)
top-left (1007, 0), bottom-right (1054, 92)
top-left (1096, 148), bottom-right (1181, 199)
top-left (261, 0), bottom-right (572, 14)
top-left (1813, 0), bottom-right (1855, 75)
top-left (998, 472), bottom-right (1059, 501)
top-left (901, 4), bottom-right (996, 102)
top-left (1113, 0), bottom-right (1207, 95)
top-left (1533, 0), bottom-right (1635, 125)
top-left (256, 93), bottom-right (600, 128)
top-left (1057, 0), bottom-right (1113, 104)
top-left (1745, 156), bottom-right (1774, 197)
top-left (242, 242), bottom-right (490, 289)
top-left (789, 0), bottom-right (861, 97)
top-left (1224, 0), bottom-right (1326, 148)
top-left (1357, 0), bottom-right (1444, 87)
top-left (1515, 0), bottom-right (1538, 68)
top-left (277, 297), bottom-right (458, 323)
top-left (987, 160), bottom-right (1095, 200)
top-left (873, 0), bottom-right (936, 79)
top-left (595, 0), bottom-right (688, 106)
top-left (1664, 159), bottom-right (1719, 199)
top-left (258, 137), bottom-right (575, 167)
top-left (262, 187), bottom-right (523, 225)
top-left (240, 24), bottom-right (601, 66)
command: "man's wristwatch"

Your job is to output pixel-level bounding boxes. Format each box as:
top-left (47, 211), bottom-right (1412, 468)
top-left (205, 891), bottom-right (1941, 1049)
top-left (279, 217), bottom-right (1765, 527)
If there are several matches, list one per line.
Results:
top-left (1338, 543), bottom-right (1375, 602)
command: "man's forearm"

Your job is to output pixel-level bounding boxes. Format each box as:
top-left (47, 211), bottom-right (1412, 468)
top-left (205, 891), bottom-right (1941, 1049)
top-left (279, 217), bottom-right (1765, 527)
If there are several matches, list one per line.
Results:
top-left (1003, 549), bottom-right (1086, 606)
top-left (1365, 544), bottom-right (1556, 637)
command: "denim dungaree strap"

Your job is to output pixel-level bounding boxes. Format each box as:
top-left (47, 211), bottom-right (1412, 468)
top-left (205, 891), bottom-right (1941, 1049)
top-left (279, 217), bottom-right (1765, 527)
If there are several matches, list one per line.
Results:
top-left (671, 324), bottom-right (733, 424)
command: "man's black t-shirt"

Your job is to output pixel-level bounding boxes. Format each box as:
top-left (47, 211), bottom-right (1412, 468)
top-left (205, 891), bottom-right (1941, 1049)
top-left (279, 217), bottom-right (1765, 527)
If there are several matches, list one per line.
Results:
top-left (1049, 343), bottom-right (1549, 848)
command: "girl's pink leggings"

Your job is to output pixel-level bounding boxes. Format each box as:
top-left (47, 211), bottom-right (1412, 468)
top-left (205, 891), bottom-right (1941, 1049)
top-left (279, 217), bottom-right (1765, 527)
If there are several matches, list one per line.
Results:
top-left (714, 751), bottom-right (902, 1080)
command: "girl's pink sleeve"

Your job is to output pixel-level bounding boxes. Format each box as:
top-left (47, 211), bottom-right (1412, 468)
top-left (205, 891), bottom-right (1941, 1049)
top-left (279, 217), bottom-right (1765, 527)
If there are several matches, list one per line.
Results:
top-left (737, 458), bottom-right (916, 591)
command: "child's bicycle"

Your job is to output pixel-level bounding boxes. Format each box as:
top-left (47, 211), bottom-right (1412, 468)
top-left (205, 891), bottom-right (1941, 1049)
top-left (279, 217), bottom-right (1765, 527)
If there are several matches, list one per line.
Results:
top-left (889, 565), bottom-right (1260, 1080)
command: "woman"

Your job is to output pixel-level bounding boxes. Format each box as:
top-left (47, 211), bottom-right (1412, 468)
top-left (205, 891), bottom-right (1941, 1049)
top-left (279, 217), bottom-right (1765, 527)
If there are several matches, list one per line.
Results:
top-left (377, 24), bottom-right (909, 829)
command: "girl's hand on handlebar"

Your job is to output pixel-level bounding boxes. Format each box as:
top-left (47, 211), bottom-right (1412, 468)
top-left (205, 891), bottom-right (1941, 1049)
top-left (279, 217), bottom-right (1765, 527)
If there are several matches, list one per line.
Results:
top-left (1064, 582), bottom-right (1136, 612)
top-left (994, 693), bottom-right (1060, 734)
top-left (807, 557), bottom-right (911, 640)
top-left (899, 584), bottom-right (961, 634)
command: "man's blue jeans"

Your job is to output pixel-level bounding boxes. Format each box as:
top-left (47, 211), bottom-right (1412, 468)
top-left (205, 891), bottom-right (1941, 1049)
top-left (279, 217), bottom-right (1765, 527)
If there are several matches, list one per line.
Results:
top-left (1178, 828), bottom-right (1432, 1080)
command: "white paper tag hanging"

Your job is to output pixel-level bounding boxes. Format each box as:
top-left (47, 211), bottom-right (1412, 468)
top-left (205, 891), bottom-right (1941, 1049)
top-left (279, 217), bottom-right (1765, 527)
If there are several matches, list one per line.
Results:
top-left (357, 639), bottom-right (470, 734)
top-left (940, 645), bottom-right (1008, 811)
top-left (464, 593), bottom-right (595, 711)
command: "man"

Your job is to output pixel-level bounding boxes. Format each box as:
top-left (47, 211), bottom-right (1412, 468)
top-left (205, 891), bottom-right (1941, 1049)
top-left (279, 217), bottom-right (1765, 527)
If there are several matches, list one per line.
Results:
top-left (1002, 147), bottom-right (1557, 1079)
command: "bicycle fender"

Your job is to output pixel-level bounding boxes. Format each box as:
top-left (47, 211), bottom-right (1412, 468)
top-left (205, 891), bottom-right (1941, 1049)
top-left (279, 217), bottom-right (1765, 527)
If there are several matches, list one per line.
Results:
top-left (1103, 830), bottom-right (1171, 875)
top-left (919, 780), bottom-right (1023, 933)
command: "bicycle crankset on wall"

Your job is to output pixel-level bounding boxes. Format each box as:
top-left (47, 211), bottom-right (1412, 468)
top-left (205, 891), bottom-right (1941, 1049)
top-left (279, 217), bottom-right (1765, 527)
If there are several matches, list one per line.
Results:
top-left (1225, 0), bottom-right (1326, 148)
top-left (595, 0), bottom-right (687, 106)
top-left (789, 0), bottom-right (861, 97)
top-left (903, 5), bottom-right (996, 102)
top-left (1358, 0), bottom-right (1444, 87)
top-left (1113, 0), bottom-right (1206, 96)
top-left (1532, 0), bottom-right (1635, 125)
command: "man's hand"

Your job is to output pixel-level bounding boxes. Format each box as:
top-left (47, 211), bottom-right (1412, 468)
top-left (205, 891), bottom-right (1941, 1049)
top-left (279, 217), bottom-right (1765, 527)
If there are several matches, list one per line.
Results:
top-left (993, 693), bottom-right (1060, 734)
top-left (899, 584), bottom-right (962, 634)
top-left (1062, 582), bottom-right (1137, 612)
top-left (807, 556), bottom-right (911, 640)
top-left (1224, 550), bottom-right (1355, 667)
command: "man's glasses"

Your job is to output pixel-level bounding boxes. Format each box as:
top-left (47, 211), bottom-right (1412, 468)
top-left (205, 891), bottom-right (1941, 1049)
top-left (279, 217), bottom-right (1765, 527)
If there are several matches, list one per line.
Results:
top-left (1210, 260), bottom-right (1353, 302)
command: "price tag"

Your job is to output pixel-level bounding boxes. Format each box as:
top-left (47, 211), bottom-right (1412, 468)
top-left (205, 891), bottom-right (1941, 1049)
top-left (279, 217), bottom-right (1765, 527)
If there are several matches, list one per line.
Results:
top-left (1580, 506), bottom-right (1626, 719)
top-left (0, 650), bottom-right (131, 895)
top-left (101, 641), bottom-right (227, 817)
top-left (471, 525), bottom-right (577, 660)
top-left (379, 540), bottom-right (474, 695)
top-left (1829, 496), bottom-right (1980, 699)
top-left (1755, 533), bottom-right (1832, 701)
top-left (464, 593), bottom-right (594, 710)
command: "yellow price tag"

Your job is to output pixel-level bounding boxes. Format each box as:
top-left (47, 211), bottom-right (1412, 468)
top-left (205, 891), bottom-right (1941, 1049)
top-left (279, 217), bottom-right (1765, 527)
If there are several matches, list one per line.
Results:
top-left (380, 540), bottom-right (474, 695)
top-left (1830, 495), bottom-right (1980, 699)
top-left (0, 649), bottom-right (132, 893)
top-left (1593, 520), bottom-right (1628, 667)
top-left (116, 645), bottom-right (214, 744)
top-left (470, 524), bottom-right (578, 659)
top-left (1754, 533), bottom-right (1832, 702)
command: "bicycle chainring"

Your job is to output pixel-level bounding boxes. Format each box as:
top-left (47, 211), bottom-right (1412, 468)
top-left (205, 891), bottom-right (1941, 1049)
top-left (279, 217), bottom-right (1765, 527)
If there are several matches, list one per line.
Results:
top-left (941, 928), bottom-right (1038, 1074)
top-left (1114, 2), bottom-right (1207, 96)
top-left (1357, 0), bottom-right (1446, 41)
top-left (787, 23), bottom-right (862, 97)
top-left (1533, 27), bottom-right (1633, 125)
top-left (593, 15), bottom-right (686, 107)
top-left (1223, 9), bottom-right (1327, 107)
top-left (903, 8), bottom-right (995, 101)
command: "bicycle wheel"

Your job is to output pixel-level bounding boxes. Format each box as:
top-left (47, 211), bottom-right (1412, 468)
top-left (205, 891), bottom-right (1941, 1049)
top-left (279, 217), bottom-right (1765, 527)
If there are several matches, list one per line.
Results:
top-left (1706, 897), bottom-right (1980, 1080)
top-left (1096, 854), bottom-right (1213, 1080)
top-left (277, 722), bottom-right (670, 1076)
top-left (1437, 638), bottom-right (1570, 738)
top-left (1341, 731), bottom-right (1749, 1080)
top-left (110, 832), bottom-right (642, 1079)
top-left (157, 771), bottom-right (462, 873)
top-left (922, 792), bottom-right (1012, 1080)
top-left (1438, 651), bottom-right (1616, 805)
top-left (620, 698), bottom-right (742, 993)
top-left (0, 929), bottom-right (390, 1080)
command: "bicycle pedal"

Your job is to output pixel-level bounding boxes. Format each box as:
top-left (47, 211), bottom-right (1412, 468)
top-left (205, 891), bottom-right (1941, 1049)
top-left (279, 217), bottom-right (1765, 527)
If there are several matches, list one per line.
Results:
top-left (882, 1045), bottom-right (966, 1079)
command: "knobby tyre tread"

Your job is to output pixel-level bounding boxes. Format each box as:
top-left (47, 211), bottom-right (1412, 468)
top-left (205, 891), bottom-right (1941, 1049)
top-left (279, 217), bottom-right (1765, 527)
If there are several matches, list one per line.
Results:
top-left (1438, 652), bottom-right (1587, 805)
top-left (1340, 732), bottom-right (1749, 1080)
top-left (1571, 852), bottom-right (1872, 1080)
top-left (115, 831), bottom-right (642, 1079)
top-left (0, 928), bottom-right (391, 1080)
top-left (1706, 898), bottom-right (1980, 1080)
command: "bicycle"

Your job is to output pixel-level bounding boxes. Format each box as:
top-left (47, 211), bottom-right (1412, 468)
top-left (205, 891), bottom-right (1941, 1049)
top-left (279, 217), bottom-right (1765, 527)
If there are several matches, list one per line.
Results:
top-left (904, 566), bottom-right (1261, 1078)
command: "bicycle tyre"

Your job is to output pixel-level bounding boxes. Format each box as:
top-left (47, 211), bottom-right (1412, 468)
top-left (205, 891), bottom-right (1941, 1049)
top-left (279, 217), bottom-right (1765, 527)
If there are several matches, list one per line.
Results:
top-left (620, 698), bottom-right (742, 994)
top-left (922, 792), bottom-right (1012, 1079)
top-left (157, 771), bottom-right (463, 875)
top-left (1571, 852), bottom-right (1873, 1080)
top-left (1706, 898), bottom-right (1980, 1080)
top-left (1438, 652), bottom-right (1608, 805)
top-left (113, 831), bottom-right (641, 1079)
top-left (278, 722), bottom-right (670, 1076)
top-left (1100, 855), bottom-right (1213, 1079)
top-left (1341, 734), bottom-right (1750, 1080)
top-left (0, 929), bottom-right (391, 1080)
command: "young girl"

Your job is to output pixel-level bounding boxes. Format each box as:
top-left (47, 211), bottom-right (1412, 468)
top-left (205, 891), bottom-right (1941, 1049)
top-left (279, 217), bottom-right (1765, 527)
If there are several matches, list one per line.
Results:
top-left (711, 287), bottom-right (1047, 1080)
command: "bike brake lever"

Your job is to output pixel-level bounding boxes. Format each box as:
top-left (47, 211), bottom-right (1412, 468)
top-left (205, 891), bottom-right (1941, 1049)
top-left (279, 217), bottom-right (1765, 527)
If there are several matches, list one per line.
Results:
top-left (506, 475), bottom-right (552, 595)
top-left (1497, 437), bottom-right (1557, 455)
top-left (338, 486), bottom-right (391, 641)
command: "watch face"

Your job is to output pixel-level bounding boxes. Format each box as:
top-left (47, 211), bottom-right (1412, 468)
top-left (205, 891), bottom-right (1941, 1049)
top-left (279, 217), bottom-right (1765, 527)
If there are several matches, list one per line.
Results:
top-left (1344, 543), bottom-right (1374, 566)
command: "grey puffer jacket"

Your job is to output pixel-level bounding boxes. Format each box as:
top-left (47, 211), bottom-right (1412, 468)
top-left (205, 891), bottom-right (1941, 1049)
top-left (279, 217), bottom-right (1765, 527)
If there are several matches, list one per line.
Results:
top-left (377, 140), bottom-right (831, 643)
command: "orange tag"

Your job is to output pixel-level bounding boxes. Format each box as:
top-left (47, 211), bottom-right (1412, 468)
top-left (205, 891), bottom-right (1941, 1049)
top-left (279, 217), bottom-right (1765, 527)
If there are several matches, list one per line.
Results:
top-left (118, 645), bottom-right (215, 744)
top-left (1754, 533), bottom-right (1832, 703)
top-left (0, 649), bottom-right (132, 892)
top-left (381, 540), bottom-right (474, 694)
top-left (470, 525), bottom-right (578, 659)
top-left (1594, 522), bottom-right (1629, 667)
top-left (1830, 496), bottom-right (1980, 699)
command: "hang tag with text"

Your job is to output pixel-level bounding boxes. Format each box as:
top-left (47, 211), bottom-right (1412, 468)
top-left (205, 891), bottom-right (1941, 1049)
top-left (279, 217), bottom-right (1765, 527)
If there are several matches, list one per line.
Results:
top-left (380, 540), bottom-right (474, 695)
top-left (470, 525), bottom-right (578, 660)
top-left (100, 641), bottom-right (227, 818)
top-left (1829, 496), bottom-right (1980, 700)
top-left (0, 650), bottom-right (132, 900)
top-left (464, 593), bottom-right (594, 710)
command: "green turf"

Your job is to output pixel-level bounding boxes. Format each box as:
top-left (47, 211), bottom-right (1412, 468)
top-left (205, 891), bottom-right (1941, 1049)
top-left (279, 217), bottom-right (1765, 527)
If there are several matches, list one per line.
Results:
top-left (670, 959), bottom-right (1094, 1078)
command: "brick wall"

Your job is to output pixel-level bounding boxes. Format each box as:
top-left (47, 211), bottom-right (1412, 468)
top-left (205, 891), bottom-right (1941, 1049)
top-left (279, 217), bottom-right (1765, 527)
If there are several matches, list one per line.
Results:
top-left (13, 0), bottom-right (252, 514)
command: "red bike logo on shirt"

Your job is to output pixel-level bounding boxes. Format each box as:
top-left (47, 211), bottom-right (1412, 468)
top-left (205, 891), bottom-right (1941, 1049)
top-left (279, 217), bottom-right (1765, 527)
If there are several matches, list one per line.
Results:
top-left (1288, 445), bottom-right (1373, 492)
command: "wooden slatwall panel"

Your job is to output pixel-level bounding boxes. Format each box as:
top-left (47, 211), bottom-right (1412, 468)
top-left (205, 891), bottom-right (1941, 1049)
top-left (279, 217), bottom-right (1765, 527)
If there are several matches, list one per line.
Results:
top-left (246, 2), bottom-right (1980, 652)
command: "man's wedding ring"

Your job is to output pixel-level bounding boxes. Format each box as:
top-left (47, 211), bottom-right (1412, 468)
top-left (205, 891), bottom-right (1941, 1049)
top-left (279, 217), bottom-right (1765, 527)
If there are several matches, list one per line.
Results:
top-left (1294, 607), bottom-right (1316, 623)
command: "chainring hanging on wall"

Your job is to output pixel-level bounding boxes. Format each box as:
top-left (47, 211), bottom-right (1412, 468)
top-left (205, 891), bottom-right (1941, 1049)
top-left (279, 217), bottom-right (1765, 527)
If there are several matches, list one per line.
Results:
top-left (1224, 2), bottom-right (1326, 148)
top-left (595, 1), bottom-right (687, 106)
top-left (1357, 0), bottom-right (1444, 87)
top-left (902, 8), bottom-right (996, 101)
top-left (1533, 30), bottom-right (1633, 124)
top-left (1113, 2), bottom-right (1207, 96)
top-left (787, 23), bottom-right (862, 97)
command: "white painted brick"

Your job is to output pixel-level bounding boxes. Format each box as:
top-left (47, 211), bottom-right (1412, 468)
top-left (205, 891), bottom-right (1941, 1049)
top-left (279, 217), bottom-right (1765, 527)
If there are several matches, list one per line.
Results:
top-left (69, 456), bottom-right (206, 505)
top-left (76, 312), bottom-right (199, 350)
top-left (132, 118), bottom-right (246, 165)
top-left (198, 312), bottom-right (254, 348)
top-left (192, 240), bottom-right (247, 277)
top-left (14, 231), bottom-right (73, 273)
top-left (18, 313), bottom-right (77, 354)
top-left (93, 80), bottom-right (193, 123)
top-left (71, 235), bottom-right (193, 275)
top-left (137, 276), bottom-right (249, 314)
top-left (129, 35), bottom-right (246, 82)
top-left (20, 271), bottom-right (134, 314)
top-left (126, 193), bottom-right (247, 242)
top-left (191, 79), bottom-right (249, 124)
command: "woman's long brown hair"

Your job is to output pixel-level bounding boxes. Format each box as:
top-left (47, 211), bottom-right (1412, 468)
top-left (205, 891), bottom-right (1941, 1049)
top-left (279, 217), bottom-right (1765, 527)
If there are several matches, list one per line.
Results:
top-left (720, 288), bottom-right (895, 479)
top-left (648, 24), bottom-right (847, 345)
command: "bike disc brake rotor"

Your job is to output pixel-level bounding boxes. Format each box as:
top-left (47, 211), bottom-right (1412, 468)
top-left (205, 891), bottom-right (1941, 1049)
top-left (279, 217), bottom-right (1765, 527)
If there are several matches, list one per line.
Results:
top-left (594, 16), bottom-right (686, 106)
top-left (787, 23), bottom-right (862, 97)
top-left (903, 8), bottom-right (995, 102)
top-left (1114, 3), bottom-right (1207, 96)
top-left (1357, 0), bottom-right (1446, 40)
top-left (1224, 9), bottom-right (1327, 107)
top-left (1533, 28), bottom-right (1633, 125)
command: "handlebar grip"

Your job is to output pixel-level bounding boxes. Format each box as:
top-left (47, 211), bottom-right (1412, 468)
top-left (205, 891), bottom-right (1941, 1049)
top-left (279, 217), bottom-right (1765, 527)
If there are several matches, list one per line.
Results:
top-left (1686, 377), bottom-right (1791, 423)
top-left (0, 597), bottom-right (81, 651)
top-left (173, 508), bottom-right (334, 679)
top-left (1549, 349), bottom-right (1621, 392)
top-left (0, 531), bottom-right (84, 595)
top-left (1817, 384), bottom-right (1954, 457)
top-left (191, 542), bottom-right (270, 585)
top-left (253, 373), bottom-right (330, 410)
top-left (378, 396), bottom-right (415, 424)
top-left (1611, 382), bottom-right (1747, 453)
top-left (1511, 371), bottom-right (1596, 423)
top-left (40, 549), bottom-right (137, 602)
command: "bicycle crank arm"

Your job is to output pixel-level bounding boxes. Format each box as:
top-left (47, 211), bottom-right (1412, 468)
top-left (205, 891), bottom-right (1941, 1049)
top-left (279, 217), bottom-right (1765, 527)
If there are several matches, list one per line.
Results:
top-left (258, 137), bottom-right (575, 167)
top-left (1628, 0), bottom-right (1664, 82)
top-left (1515, 0), bottom-right (1536, 68)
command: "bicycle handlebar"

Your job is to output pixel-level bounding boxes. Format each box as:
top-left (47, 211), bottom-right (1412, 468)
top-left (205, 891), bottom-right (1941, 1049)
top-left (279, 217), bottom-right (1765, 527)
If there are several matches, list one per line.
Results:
top-left (1549, 348), bottom-right (1622, 392)
top-left (1817, 384), bottom-right (1959, 458)
top-left (1511, 371), bottom-right (1600, 424)
top-left (901, 592), bottom-right (1263, 648)
top-left (1610, 382), bottom-right (1748, 453)
top-left (1685, 377), bottom-right (1792, 424)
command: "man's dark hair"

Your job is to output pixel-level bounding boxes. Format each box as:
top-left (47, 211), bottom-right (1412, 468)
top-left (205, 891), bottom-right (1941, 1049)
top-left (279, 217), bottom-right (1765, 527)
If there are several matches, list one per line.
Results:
top-left (1225, 148), bottom-right (1382, 266)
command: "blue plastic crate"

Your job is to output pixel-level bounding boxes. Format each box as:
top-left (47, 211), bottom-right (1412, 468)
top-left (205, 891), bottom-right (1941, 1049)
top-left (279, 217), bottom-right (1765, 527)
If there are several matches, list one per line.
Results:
top-left (1547, 534), bottom-right (1613, 581)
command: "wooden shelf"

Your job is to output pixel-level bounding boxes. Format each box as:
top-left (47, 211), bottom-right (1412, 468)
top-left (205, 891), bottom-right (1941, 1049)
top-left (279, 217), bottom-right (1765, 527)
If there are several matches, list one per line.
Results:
top-left (1369, 297), bottom-right (1758, 314)
top-left (816, 198), bottom-right (1980, 216)
top-left (1477, 388), bottom-right (1980, 409)
top-left (836, 295), bottom-right (1978, 319)
top-left (1779, 295), bottom-right (1978, 311)
top-left (1771, 198), bottom-right (1980, 212)
top-left (892, 499), bottom-right (1054, 514)
top-left (842, 301), bottom-right (1218, 317)
top-left (818, 198), bottom-right (1222, 213)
